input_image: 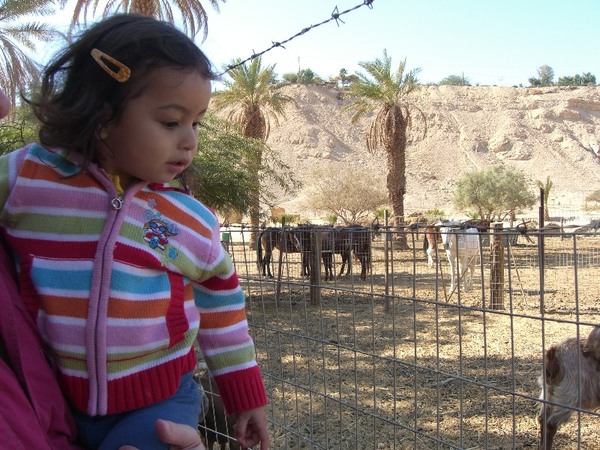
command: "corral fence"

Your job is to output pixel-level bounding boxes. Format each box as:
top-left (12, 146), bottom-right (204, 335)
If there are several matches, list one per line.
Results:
top-left (204, 222), bottom-right (600, 449)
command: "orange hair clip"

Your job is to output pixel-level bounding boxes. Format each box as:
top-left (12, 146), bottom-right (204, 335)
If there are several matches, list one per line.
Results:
top-left (91, 48), bottom-right (131, 83)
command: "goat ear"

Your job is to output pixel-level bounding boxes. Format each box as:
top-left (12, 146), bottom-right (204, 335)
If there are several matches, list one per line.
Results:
top-left (582, 336), bottom-right (591, 353)
top-left (584, 327), bottom-right (600, 360)
top-left (582, 342), bottom-right (592, 356)
top-left (545, 347), bottom-right (562, 383)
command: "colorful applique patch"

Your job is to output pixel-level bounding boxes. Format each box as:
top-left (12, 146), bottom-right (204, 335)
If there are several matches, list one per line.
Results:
top-left (142, 205), bottom-right (179, 253)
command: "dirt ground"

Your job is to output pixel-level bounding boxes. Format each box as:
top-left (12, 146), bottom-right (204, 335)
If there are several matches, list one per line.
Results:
top-left (226, 229), bottom-right (600, 449)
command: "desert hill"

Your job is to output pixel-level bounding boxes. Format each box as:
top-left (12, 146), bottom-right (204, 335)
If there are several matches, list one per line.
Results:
top-left (264, 84), bottom-right (600, 223)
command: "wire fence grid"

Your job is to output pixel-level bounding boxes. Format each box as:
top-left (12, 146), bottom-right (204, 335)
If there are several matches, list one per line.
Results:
top-left (205, 223), bottom-right (600, 449)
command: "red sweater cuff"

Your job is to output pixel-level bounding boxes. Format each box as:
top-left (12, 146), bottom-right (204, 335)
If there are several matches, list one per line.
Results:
top-left (213, 366), bottom-right (268, 415)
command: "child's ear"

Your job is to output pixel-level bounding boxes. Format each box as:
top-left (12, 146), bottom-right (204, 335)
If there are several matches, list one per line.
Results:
top-left (97, 105), bottom-right (114, 140)
top-left (95, 123), bottom-right (109, 140)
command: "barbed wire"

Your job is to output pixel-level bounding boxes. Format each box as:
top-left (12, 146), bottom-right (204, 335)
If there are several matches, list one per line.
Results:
top-left (218, 0), bottom-right (375, 77)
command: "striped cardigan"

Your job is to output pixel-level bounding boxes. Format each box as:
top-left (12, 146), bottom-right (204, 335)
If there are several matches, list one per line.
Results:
top-left (0, 144), bottom-right (267, 416)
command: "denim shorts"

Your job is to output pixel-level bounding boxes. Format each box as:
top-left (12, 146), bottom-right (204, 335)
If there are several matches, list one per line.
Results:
top-left (73, 371), bottom-right (205, 450)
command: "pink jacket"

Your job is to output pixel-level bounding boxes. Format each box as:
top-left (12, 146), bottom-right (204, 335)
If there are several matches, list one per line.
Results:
top-left (0, 236), bottom-right (80, 449)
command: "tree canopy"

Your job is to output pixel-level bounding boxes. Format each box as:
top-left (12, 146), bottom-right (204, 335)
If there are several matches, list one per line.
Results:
top-left (190, 114), bottom-right (296, 216)
top-left (557, 72), bottom-right (597, 86)
top-left (282, 68), bottom-right (322, 85)
top-left (0, 105), bottom-right (38, 155)
top-left (0, 0), bottom-right (61, 107)
top-left (300, 164), bottom-right (388, 225)
top-left (529, 64), bottom-right (597, 87)
top-left (58, 0), bottom-right (223, 38)
top-left (440, 74), bottom-right (471, 86)
top-left (529, 65), bottom-right (555, 87)
top-left (453, 165), bottom-right (536, 221)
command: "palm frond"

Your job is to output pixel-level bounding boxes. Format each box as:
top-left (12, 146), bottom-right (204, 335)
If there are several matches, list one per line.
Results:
top-left (61, 0), bottom-right (224, 39)
top-left (0, 0), bottom-right (61, 105)
top-left (211, 56), bottom-right (292, 140)
top-left (0, 0), bottom-right (54, 21)
top-left (3, 22), bottom-right (62, 50)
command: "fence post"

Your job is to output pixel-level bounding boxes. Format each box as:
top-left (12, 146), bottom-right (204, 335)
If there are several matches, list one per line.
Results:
top-left (310, 228), bottom-right (322, 305)
top-left (384, 210), bottom-right (390, 312)
top-left (275, 219), bottom-right (286, 304)
top-left (489, 222), bottom-right (504, 309)
top-left (538, 188), bottom-right (545, 315)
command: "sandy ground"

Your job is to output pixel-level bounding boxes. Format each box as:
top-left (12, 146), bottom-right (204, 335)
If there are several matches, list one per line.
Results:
top-left (216, 83), bottom-right (600, 448)
top-left (223, 227), bottom-right (600, 449)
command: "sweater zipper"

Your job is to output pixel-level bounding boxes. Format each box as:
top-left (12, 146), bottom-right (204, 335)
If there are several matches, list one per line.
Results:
top-left (111, 195), bottom-right (123, 210)
top-left (91, 191), bottom-right (124, 414)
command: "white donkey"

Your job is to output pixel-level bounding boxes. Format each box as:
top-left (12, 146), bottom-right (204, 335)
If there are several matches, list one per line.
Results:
top-left (440, 226), bottom-right (480, 292)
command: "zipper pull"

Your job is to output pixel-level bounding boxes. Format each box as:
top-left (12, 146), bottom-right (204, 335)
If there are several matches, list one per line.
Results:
top-left (111, 195), bottom-right (123, 210)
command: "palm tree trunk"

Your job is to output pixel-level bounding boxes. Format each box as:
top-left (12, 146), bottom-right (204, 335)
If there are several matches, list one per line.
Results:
top-left (386, 111), bottom-right (409, 249)
top-left (387, 165), bottom-right (408, 249)
top-left (243, 109), bottom-right (266, 246)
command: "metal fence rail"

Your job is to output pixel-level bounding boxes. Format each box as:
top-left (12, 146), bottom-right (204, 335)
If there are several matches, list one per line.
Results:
top-left (213, 224), bottom-right (600, 449)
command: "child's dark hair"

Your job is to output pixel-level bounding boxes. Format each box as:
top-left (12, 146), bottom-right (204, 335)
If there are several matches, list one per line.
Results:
top-left (28, 13), bottom-right (218, 166)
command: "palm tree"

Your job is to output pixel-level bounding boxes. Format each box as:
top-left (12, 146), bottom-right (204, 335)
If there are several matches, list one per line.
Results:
top-left (0, 0), bottom-right (60, 109)
top-left (59, 0), bottom-right (224, 38)
top-left (210, 57), bottom-right (291, 242)
top-left (344, 50), bottom-right (426, 247)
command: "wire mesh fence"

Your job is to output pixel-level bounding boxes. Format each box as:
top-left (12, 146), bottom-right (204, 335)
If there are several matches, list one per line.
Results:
top-left (210, 223), bottom-right (600, 449)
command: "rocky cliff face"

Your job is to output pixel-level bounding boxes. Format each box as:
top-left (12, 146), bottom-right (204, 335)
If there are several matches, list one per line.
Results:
top-left (264, 84), bottom-right (600, 222)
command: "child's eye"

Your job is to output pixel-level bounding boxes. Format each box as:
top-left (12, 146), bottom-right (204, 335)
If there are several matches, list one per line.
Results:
top-left (164, 121), bottom-right (179, 128)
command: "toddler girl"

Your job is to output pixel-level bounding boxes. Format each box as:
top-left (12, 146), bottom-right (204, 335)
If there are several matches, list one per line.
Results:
top-left (0, 13), bottom-right (268, 450)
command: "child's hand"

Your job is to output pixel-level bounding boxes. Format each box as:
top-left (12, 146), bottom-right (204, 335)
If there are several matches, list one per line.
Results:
top-left (234, 406), bottom-right (270, 450)
top-left (118, 419), bottom-right (205, 450)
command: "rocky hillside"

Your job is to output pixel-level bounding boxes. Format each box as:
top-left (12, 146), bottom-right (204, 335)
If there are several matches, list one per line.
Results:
top-left (264, 84), bottom-right (600, 223)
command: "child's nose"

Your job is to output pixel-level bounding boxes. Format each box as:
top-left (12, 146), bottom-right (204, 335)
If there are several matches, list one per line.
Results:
top-left (181, 127), bottom-right (198, 151)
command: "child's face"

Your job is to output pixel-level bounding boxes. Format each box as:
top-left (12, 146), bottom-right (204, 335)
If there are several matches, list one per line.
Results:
top-left (98, 67), bottom-right (211, 188)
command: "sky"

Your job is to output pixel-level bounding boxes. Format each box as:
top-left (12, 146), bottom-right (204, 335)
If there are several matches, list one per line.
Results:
top-left (45, 0), bottom-right (599, 88)
top-left (197, 0), bottom-right (599, 87)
